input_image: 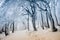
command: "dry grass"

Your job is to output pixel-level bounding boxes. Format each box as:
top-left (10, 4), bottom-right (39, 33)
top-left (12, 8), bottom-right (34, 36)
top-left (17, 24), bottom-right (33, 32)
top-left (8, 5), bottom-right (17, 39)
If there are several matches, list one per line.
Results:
top-left (0, 30), bottom-right (60, 40)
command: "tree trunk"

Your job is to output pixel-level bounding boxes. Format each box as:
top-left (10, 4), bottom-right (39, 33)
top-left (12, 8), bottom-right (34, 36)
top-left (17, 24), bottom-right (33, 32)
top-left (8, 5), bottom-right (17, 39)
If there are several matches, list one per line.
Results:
top-left (49, 13), bottom-right (57, 32)
top-left (5, 24), bottom-right (9, 36)
top-left (30, 0), bottom-right (37, 31)
top-left (27, 13), bottom-right (29, 31)
top-left (32, 17), bottom-right (37, 31)
top-left (46, 11), bottom-right (50, 28)
top-left (12, 22), bottom-right (14, 33)
top-left (41, 10), bottom-right (44, 29)
top-left (46, 3), bottom-right (57, 32)
top-left (53, 0), bottom-right (60, 26)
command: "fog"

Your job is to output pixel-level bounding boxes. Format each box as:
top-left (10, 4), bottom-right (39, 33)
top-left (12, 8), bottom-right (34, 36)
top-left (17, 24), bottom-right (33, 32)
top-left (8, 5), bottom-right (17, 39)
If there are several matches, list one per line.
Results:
top-left (0, 0), bottom-right (60, 31)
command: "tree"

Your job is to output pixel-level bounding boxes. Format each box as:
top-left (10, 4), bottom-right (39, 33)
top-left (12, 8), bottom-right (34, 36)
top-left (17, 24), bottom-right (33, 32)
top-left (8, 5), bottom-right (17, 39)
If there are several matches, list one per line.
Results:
top-left (36, 0), bottom-right (57, 32)
top-left (5, 23), bottom-right (9, 36)
top-left (22, 0), bottom-right (37, 31)
top-left (53, 0), bottom-right (60, 26)
top-left (12, 21), bottom-right (14, 33)
top-left (40, 10), bottom-right (44, 29)
top-left (22, 0), bottom-right (57, 32)
top-left (42, 0), bottom-right (57, 32)
top-left (39, 2), bottom-right (50, 29)
top-left (29, 0), bottom-right (37, 31)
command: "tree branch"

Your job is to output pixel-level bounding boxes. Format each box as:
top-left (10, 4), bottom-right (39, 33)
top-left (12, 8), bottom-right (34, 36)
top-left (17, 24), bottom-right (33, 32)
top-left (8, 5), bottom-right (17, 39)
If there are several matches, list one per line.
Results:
top-left (35, 3), bottom-right (47, 11)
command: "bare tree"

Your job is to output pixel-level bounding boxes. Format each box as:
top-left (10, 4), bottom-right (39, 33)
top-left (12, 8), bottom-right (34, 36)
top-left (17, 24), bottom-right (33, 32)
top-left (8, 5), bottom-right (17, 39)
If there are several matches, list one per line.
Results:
top-left (40, 10), bottom-right (44, 29)
top-left (5, 23), bottom-right (9, 36)
top-left (42, 0), bottom-right (57, 32)
top-left (35, 0), bottom-right (57, 32)
top-left (29, 0), bottom-right (37, 31)
top-left (22, 0), bottom-right (37, 31)
top-left (12, 21), bottom-right (14, 33)
top-left (35, 1), bottom-right (50, 29)
top-left (22, 0), bottom-right (57, 32)
top-left (53, 0), bottom-right (60, 26)
top-left (40, 2), bottom-right (50, 29)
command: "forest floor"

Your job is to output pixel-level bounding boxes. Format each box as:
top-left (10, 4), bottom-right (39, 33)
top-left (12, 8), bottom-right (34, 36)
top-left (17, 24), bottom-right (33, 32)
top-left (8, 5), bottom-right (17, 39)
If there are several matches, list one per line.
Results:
top-left (0, 29), bottom-right (60, 40)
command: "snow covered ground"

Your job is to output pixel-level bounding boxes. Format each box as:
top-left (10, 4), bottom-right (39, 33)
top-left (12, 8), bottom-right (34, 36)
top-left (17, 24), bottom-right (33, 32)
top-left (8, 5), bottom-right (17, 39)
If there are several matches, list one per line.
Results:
top-left (0, 30), bottom-right (60, 40)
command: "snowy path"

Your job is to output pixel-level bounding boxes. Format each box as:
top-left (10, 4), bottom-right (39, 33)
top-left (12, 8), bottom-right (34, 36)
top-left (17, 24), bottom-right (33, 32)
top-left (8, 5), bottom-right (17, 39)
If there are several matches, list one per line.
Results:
top-left (0, 30), bottom-right (60, 40)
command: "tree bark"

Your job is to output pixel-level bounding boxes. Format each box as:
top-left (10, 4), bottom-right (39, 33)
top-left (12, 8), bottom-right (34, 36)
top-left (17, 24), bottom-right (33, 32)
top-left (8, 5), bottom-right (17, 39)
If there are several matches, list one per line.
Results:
top-left (5, 24), bottom-right (9, 36)
top-left (32, 16), bottom-right (37, 31)
top-left (12, 22), bottom-right (14, 33)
